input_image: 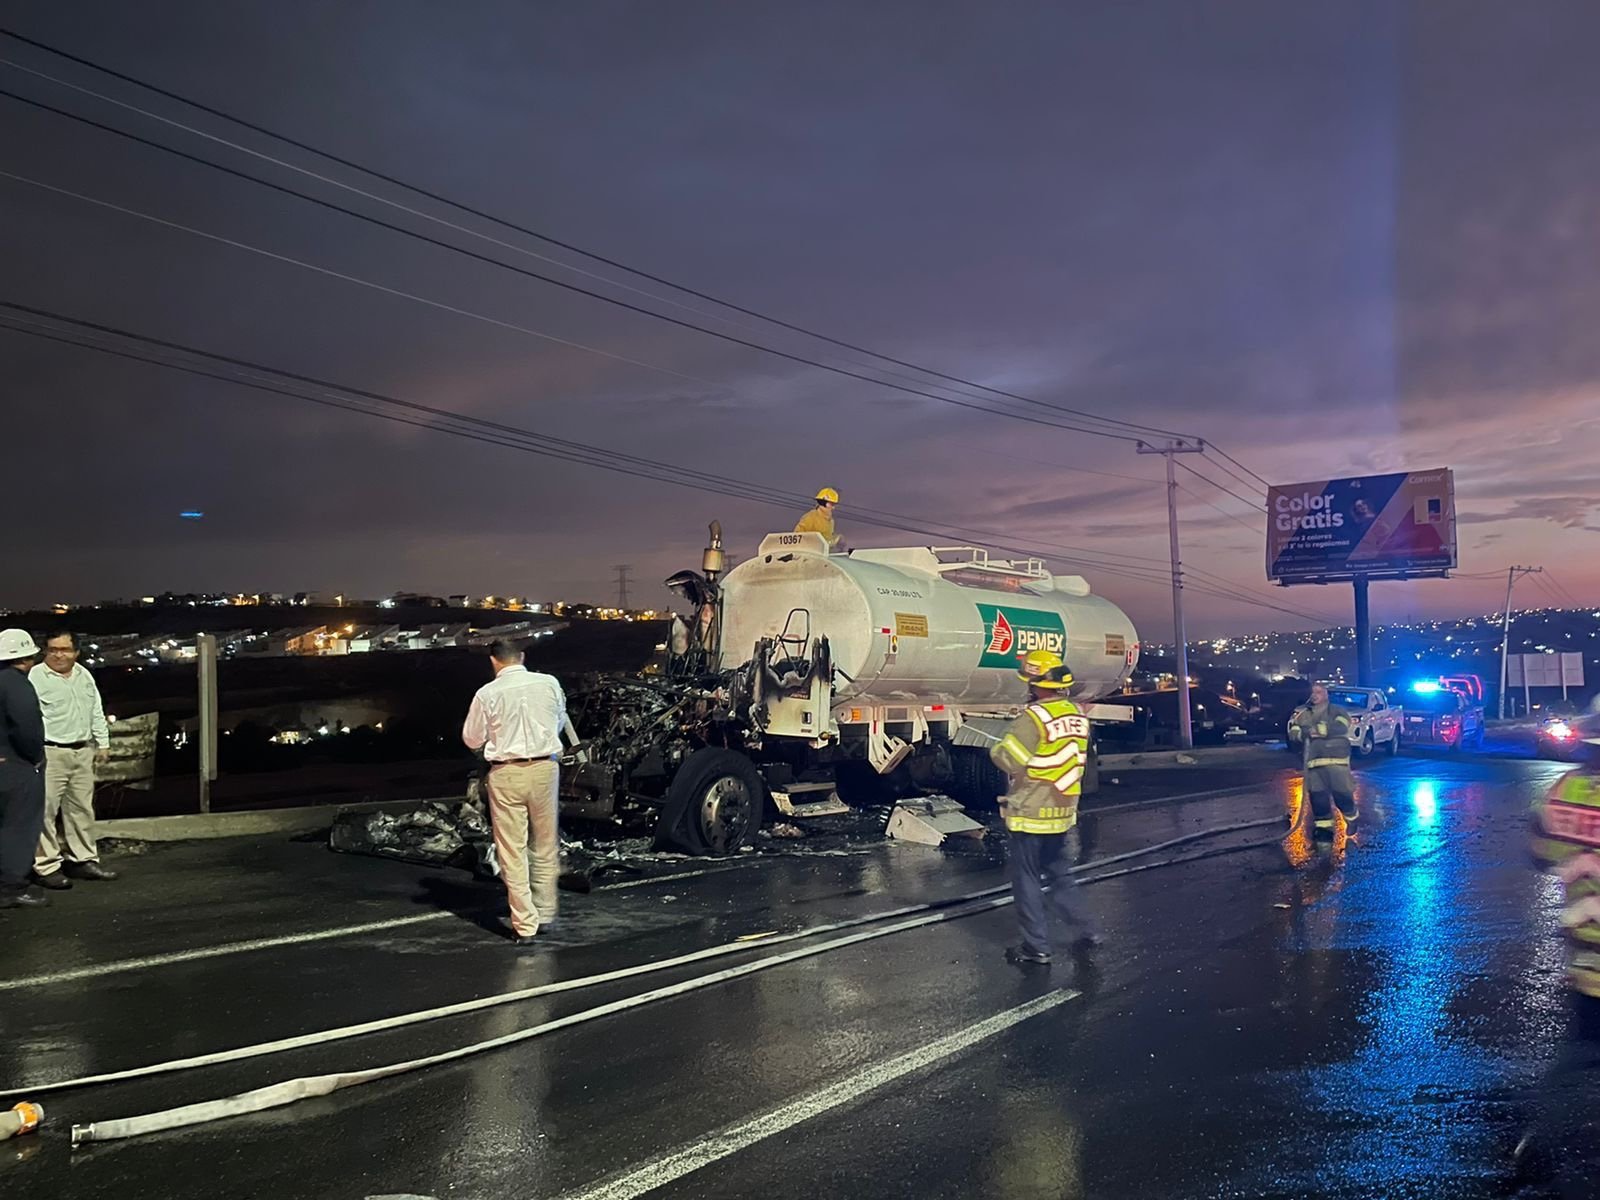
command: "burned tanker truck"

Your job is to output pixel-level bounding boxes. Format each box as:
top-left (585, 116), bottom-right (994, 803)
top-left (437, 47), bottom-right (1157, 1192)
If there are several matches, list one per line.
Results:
top-left (559, 524), bottom-right (1139, 854)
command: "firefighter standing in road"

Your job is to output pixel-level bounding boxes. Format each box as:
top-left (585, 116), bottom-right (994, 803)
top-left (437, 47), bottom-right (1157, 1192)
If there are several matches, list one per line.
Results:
top-left (1291, 682), bottom-right (1358, 838)
top-left (990, 650), bottom-right (1099, 966)
top-left (794, 487), bottom-right (841, 550)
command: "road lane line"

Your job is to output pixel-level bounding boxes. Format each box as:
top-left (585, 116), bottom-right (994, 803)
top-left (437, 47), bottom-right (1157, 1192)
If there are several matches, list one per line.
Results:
top-left (0, 864), bottom-right (776, 992)
top-left (559, 990), bottom-right (1080, 1200)
top-left (0, 912), bottom-right (453, 992)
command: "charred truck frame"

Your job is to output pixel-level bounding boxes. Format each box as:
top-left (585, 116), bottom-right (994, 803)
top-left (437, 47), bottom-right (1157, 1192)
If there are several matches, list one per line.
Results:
top-left (559, 524), bottom-right (1139, 854)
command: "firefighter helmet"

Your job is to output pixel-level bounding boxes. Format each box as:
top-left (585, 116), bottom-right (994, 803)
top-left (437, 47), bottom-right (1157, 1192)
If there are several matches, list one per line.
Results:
top-left (814, 487), bottom-right (840, 505)
top-left (1017, 649), bottom-right (1073, 690)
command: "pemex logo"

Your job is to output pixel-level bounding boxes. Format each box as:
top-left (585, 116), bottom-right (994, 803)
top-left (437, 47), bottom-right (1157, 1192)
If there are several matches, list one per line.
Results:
top-left (986, 610), bottom-right (1015, 657)
top-left (976, 604), bottom-right (1067, 670)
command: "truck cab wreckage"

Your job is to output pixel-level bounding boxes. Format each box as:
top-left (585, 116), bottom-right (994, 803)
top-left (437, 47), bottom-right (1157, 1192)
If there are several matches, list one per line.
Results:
top-left (560, 524), bottom-right (1140, 855)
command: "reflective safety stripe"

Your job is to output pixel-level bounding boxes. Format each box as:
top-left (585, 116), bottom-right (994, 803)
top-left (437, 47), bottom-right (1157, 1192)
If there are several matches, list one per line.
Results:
top-left (1027, 704), bottom-right (1056, 726)
top-left (1028, 743), bottom-right (1083, 771)
top-left (1053, 765), bottom-right (1083, 793)
top-left (1006, 813), bottom-right (1076, 834)
top-left (1307, 757), bottom-right (1350, 769)
top-left (998, 735), bottom-right (1033, 768)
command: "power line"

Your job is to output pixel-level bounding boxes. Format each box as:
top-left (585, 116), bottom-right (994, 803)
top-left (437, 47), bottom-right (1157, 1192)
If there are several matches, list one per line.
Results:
top-left (1198, 450), bottom-right (1267, 498)
top-left (1205, 445), bottom-right (1272, 490)
top-left (0, 84), bottom-right (1154, 447)
top-left (0, 303), bottom-right (1334, 626)
top-left (613, 565), bottom-right (632, 611)
top-left (0, 30), bottom-right (1199, 445)
top-left (1177, 484), bottom-right (1266, 536)
top-left (0, 302), bottom-right (1165, 574)
top-left (1171, 457), bottom-right (1270, 514)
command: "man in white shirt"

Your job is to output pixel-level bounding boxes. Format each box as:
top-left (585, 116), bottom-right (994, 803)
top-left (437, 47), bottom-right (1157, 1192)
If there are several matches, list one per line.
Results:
top-left (462, 639), bottom-right (570, 944)
top-left (30, 631), bottom-right (117, 887)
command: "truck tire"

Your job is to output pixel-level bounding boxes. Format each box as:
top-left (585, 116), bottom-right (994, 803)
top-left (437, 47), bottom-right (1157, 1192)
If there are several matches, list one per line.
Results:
top-left (1387, 728), bottom-right (1400, 756)
top-left (654, 748), bottom-right (765, 855)
top-left (948, 747), bottom-right (1005, 808)
top-left (1360, 730), bottom-right (1375, 757)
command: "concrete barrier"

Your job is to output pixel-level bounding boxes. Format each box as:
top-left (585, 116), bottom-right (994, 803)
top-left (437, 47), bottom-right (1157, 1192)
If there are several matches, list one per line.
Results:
top-left (100, 796), bottom-right (458, 842)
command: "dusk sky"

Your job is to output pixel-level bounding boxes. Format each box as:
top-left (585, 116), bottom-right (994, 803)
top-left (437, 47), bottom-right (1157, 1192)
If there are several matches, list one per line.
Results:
top-left (3, 1), bottom-right (1598, 636)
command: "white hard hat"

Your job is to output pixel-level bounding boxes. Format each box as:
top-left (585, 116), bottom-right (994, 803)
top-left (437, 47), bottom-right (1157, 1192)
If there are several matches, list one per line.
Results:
top-left (0, 629), bottom-right (40, 661)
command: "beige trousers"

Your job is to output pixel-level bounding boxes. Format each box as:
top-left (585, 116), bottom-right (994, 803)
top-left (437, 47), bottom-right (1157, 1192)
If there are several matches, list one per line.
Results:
top-left (37, 745), bottom-right (99, 875)
top-left (487, 759), bottom-right (560, 936)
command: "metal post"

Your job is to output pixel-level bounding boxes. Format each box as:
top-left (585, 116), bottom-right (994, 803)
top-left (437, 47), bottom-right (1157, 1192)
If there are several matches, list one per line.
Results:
top-left (1498, 565), bottom-right (1542, 720)
top-left (197, 633), bottom-right (218, 813)
top-left (1137, 438), bottom-right (1205, 750)
top-left (1353, 576), bottom-right (1372, 687)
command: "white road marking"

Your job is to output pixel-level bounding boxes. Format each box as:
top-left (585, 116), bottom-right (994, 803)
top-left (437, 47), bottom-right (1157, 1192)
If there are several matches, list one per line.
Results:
top-left (559, 990), bottom-right (1080, 1200)
top-left (0, 912), bottom-right (452, 991)
top-left (0, 864), bottom-right (751, 992)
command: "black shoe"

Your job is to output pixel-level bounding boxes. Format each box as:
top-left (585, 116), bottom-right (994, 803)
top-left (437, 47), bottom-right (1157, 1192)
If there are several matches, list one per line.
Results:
top-left (64, 862), bottom-right (118, 881)
top-left (0, 887), bottom-right (49, 909)
top-left (1005, 944), bottom-right (1052, 968)
top-left (32, 871), bottom-right (72, 890)
top-left (500, 917), bottom-right (540, 945)
top-left (1312, 818), bottom-right (1336, 841)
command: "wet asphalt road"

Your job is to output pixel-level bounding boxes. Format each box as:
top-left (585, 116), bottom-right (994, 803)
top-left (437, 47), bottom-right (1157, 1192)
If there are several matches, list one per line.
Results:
top-left (0, 747), bottom-right (1589, 1199)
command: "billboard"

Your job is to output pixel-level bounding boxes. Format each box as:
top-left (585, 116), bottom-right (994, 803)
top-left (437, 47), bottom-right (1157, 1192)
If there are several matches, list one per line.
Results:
top-left (1266, 469), bottom-right (1456, 584)
top-left (1508, 653), bottom-right (1585, 688)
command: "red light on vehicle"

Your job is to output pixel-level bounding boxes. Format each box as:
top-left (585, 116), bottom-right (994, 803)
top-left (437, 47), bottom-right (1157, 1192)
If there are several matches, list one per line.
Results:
top-left (928, 704), bottom-right (946, 712)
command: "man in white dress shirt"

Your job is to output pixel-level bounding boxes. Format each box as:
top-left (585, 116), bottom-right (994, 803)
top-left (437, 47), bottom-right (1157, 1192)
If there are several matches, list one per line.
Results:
top-left (462, 639), bottom-right (570, 944)
top-left (30, 630), bottom-right (117, 888)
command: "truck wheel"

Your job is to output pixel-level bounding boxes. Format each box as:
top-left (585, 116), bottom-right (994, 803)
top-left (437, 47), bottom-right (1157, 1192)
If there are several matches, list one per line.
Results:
top-left (654, 748), bottom-right (764, 855)
top-left (1360, 730), bottom-right (1375, 757)
top-left (1387, 729), bottom-right (1400, 756)
top-left (948, 747), bottom-right (1005, 808)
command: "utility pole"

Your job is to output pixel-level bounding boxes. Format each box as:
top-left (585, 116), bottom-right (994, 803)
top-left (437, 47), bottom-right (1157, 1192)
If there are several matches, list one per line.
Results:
top-left (1137, 437), bottom-right (1206, 749)
top-left (1498, 565), bottom-right (1542, 719)
top-left (197, 633), bottom-right (218, 814)
top-left (613, 564), bottom-right (632, 612)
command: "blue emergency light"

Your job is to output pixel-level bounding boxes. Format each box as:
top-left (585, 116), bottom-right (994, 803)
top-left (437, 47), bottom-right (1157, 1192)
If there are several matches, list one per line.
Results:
top-left (1411, 681), bottom-right (1441, 693)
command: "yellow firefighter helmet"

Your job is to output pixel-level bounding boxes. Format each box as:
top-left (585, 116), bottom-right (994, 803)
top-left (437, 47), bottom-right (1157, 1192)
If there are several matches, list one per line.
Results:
top-left (814, 486), bottom-right (840, 505)
top-left (1018, 649), bottom-right (1074, 690)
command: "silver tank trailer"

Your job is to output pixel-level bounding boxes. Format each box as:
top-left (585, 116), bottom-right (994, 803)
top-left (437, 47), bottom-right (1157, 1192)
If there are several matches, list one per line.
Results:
top-left (719, 533), bottom-right (1139, 707)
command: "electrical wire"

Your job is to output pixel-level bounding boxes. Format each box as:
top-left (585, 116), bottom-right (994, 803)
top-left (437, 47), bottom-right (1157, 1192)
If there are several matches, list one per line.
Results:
top-left (1198, 450), bottom-right (1268, 498)
top-left (0, 30), bottom-right (1199, 445)
top-left (1177, 485), bottom-right (1266, 535)
top-left (0, 86), bottom-right (1153, 446)
top-left (1205, 444), bottom-right (1273, 490)
top-left (1172, 457), bottom-right (1270, 514)
top-left (0, 304), bottom-right (1336, 626)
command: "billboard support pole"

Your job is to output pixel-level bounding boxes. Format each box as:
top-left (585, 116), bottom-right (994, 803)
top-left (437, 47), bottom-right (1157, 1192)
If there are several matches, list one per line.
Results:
top-left (1138, 437), bottom-right (1205, 750)
top-left (1497, 565), bottom-right (1542, 720)
top-left (1353, 576), bottom-right (1372, 687)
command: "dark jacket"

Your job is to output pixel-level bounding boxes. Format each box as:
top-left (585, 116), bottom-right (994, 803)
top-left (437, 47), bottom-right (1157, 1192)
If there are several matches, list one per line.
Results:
top-left (0, 664), bottom-right (45, 766)
top-left (1291, 703), bottom-right (1353, 767)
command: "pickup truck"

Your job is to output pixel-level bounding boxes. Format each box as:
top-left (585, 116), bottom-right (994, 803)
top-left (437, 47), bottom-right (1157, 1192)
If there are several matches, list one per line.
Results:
top-left (1286, 685), bottom-right (1404, 757)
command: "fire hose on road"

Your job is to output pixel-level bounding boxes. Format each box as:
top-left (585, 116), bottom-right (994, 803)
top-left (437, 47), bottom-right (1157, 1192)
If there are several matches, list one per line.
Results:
top-left (33, 814), bottom-right (1287, 1146)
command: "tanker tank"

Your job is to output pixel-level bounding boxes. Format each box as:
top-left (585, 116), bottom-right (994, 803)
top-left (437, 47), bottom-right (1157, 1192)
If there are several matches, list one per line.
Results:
top-left (718, 533), bottom-right (1139, 707)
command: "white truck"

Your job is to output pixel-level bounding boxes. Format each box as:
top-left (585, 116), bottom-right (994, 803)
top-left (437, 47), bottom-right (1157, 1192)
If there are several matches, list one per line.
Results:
top-left (560, 526), bottom-right (1140, 854)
